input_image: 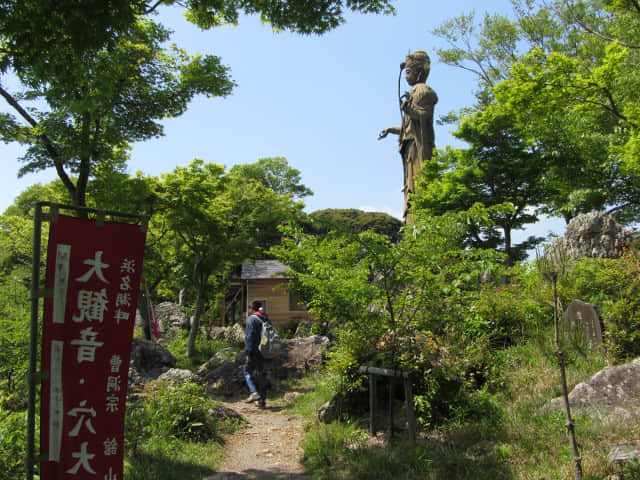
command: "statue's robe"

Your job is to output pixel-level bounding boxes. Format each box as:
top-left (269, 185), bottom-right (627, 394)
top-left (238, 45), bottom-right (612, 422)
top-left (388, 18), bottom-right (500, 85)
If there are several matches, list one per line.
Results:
top-left (399, 83), bottom-right (438, 217)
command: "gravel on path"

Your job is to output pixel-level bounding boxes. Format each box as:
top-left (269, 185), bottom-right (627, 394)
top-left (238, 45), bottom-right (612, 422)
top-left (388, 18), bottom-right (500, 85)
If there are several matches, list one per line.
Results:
top-left (205, 399), bottom-right (312, 480)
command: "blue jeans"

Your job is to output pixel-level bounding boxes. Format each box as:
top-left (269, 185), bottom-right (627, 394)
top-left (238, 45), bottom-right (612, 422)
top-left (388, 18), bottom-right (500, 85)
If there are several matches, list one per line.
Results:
top-left (243, 352), bottom-right (267, 403)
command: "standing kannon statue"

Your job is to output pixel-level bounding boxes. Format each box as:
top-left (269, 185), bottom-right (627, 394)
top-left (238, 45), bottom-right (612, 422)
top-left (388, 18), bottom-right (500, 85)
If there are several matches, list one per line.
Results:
top-left (379, 50), bottom-right (438, 221)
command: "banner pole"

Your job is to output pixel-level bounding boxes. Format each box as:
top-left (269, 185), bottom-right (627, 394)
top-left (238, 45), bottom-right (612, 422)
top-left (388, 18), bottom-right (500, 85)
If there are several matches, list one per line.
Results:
top-left (26, 203), bottom-right (43, 480)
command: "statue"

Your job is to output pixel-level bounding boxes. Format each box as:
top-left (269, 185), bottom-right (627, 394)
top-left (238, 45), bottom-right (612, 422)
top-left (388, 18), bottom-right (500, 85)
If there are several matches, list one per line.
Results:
top-left (379, 50), bottom-right (438, 220)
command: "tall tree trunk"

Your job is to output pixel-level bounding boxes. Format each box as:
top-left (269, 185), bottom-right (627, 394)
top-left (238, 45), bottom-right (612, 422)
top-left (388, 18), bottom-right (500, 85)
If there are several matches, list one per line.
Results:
top-left (187, 283), bottom-right (206, 358)
top-left (137, 288), bottom-right (152, 341)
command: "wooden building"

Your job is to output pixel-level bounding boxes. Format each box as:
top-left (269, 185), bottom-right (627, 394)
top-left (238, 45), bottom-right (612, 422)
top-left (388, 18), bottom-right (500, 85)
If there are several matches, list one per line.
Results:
top-left (222, 260), bottom-right (311, 328)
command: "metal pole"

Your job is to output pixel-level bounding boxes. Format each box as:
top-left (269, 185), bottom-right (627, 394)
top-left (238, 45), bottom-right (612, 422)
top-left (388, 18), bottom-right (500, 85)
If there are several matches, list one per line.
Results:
top-left (26, 204), bottom-right (43, 480)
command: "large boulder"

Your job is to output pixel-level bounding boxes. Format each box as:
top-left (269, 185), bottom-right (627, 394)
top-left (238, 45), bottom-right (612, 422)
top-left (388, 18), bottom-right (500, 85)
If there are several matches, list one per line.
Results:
top-left (540, 358), bottom-right (640, 422)
top-left (209, 324), bottom-right (245, 346)
top-left (128, 338), bottom-right (177, 389)
top-left (551, 211), bottom-right (633, 260)
top-left (198, 335), bottom-right (331, 399)
top-left (155, 301), bottom-right (190, 330)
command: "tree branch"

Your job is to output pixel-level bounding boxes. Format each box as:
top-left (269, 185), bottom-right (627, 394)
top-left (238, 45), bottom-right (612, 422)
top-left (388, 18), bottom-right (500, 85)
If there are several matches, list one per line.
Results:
top-left (0, 85), bottom-right (77, 196)
top-left (572, 16), bottom-right (640, 49)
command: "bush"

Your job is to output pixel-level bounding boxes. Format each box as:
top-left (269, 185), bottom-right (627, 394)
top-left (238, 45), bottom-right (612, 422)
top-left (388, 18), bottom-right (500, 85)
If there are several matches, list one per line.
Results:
top-left (0, 410), bottom-right (28, 480)
top-left (126, 379), bottom-right (224, 451)
top-left (464, 285), bottom-right (550, 349)
top-left (301, 421), bottom-right (364, 476)
top-left (165, 332), bottom-right (231, 370)
top-left (560, 254), bottom-right (640, 359)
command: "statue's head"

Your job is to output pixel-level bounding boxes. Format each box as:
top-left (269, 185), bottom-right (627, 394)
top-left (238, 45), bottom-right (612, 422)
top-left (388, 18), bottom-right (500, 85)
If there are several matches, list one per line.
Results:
top-left (404, 50), bottom-right (430, 84)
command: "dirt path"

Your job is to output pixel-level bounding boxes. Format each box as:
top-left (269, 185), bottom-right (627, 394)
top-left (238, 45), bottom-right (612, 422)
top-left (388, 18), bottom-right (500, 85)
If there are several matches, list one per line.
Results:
top-left (205, 399), bottom-right (311, 480)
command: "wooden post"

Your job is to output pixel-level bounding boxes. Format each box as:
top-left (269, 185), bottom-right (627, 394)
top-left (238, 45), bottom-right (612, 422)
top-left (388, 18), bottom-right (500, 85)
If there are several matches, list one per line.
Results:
top-left (403, 376), bottom-right (416, 445)
top-left (369, 373), bottom-right (376, 436)
top-left (359, 365), bottom-right (416, 445)
top-left (388, 377), bottom-right (395, 440)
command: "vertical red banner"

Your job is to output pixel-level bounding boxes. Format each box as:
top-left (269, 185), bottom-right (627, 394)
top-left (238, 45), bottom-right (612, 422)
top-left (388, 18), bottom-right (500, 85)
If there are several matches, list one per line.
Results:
top-left (40, 215), bottom-right (146, 480)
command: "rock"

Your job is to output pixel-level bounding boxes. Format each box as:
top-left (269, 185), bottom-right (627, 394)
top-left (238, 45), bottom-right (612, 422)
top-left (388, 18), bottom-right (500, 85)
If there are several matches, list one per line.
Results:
top-left (269, 335), bottom-right (330, 380)
top-left (606, 441), bottom-right (640, 464)
top-left (198, 335), bottom-right (331, 398)
top-left (209, 404), bottom-right (245, 424)
top-left (199, 351), bottom-right (246, 398)
top-left (318, 395), bottom-right (342, 424)
top-left (540, 358), bottom-right (640, 421)
top-left (128, 338), bottom-right (177, 389)
top-left (551, 211), bottom-right (633, 260)
top-left (210, 324), bottom-right (245, 346)
top-left (563, 299), bottom-right (603, 349)
top-left (157, 368), bottom-right (199, 385)
top-left (155, 301), bottom-right (190, 330)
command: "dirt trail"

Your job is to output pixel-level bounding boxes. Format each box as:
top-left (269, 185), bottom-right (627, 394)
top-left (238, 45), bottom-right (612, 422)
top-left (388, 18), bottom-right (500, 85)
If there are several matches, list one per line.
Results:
top-left (205, 399), bottom-right (311, 480)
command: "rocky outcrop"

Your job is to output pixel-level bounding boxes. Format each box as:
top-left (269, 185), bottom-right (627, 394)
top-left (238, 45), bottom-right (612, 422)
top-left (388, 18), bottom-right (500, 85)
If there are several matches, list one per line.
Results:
top-left (157, 368), bottom-right (200, 385)
top-left (209, 324), bottom-right (245, 346)
top-left (155, 301), bottom-right (190, 330)
top-left (540, 358), bottom-right (640, 422)
top-left (128, 338), bottom-right (177, 389)
top-left (198, 335), bottom-right (331, 398)
top-left (551, 211), bottom-right (633, 260)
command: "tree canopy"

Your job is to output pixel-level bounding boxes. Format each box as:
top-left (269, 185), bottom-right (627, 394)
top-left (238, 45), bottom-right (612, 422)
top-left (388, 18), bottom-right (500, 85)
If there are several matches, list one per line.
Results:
top-left (0, 0), bottom-right (394, 208)
top-left (425, 0), bottom-right (640, 252)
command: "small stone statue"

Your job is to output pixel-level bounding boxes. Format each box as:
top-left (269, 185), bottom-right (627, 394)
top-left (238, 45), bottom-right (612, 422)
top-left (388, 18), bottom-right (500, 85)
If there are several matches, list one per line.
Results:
top-left (379, 50), bottom-right (438, 220)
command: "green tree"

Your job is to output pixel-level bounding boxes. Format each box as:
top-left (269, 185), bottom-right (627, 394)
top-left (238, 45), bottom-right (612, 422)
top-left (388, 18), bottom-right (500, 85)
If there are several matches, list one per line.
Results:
top-left (156, 159), bottom-right (301, 357)
top-left (432, 0), bottom-right (640, 224)
top-left (413, 106), bottom-right (549, 266)
top-left (228, 157), bottom-right (313, 200)
top-left (272, 209), bottom-right (504, 420)
top-left (308, 208), bottom-right (403, 243)
top-left (0, 19), bottom-right (232, 207)
top-left (1, 0), bottom-right (394, 207)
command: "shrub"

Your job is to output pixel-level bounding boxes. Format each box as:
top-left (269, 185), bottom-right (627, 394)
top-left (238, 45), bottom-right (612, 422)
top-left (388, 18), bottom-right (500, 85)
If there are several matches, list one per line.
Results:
top-left (165, 331), bottom-right (231, 369)
top-left (126, 379), bottom-right (225, 451)
top-left (301, 421), bottom-right (364, 476)
top-left (0, 410), bottom-right (28, 480)
top-left (464, 285), bottom-right (550, 349)
top-left (560, 254), bottom-right (640, 360)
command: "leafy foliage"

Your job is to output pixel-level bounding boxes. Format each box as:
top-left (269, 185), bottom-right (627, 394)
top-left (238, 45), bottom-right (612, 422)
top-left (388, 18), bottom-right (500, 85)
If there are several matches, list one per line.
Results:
top-left (308, 208), bottom-right (403, 242)
top-left (126, 379), bottom-right (228, 447)
top-left (558, 252), bottom-right (640, 359)
top-left (0, 410), bottom-right (28, 480)
top-left (0, 0), bottom-right (395, 207)
top-left (432, 0), bottom-right (640, 225)
top-left (0, 280), bottom-right (30, 410)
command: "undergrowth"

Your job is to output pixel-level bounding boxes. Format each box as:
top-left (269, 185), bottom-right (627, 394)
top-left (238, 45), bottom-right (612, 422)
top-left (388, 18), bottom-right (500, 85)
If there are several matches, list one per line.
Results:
top-left (292, 338), bottom-right (640, 480)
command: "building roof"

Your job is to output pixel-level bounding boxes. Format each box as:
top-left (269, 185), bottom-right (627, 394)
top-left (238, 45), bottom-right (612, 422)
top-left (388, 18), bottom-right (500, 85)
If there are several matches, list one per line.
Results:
top-left (240, 260), bottom-right (291, 280)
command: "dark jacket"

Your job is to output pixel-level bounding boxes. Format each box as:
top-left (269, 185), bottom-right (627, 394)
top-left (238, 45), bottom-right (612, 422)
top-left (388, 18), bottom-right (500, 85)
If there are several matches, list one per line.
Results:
top-left (245, 313), bottom-right (264, 355)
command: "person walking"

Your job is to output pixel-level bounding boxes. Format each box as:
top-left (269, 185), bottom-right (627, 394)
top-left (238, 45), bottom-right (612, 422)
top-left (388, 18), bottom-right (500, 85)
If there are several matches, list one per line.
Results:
top-left (244, 300), bottom-right (268, 408)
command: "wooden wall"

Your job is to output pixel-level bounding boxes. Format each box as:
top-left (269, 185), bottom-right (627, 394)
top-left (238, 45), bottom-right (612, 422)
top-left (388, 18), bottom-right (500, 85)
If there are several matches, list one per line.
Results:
top-left (246, 279), bottom-right (311, 327)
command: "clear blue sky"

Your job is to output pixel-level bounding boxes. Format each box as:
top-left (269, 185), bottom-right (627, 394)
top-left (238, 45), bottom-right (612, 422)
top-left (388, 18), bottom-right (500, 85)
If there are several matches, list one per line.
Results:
top-left (0, 0), bottom-right (565, 241)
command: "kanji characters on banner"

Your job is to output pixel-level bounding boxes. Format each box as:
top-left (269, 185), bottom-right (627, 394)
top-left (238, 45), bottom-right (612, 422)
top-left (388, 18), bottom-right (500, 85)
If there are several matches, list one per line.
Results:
top-left (40, 214), bottom-right (146, 480)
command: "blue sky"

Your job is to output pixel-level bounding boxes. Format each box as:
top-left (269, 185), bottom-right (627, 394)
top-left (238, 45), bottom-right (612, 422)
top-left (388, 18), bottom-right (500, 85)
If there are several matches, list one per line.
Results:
top-left (0, 0), bottom-right (566, 242)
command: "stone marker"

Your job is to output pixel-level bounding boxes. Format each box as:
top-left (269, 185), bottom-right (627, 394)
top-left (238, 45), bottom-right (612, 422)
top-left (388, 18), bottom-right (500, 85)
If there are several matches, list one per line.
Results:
top-left (563, 299), bottom-right (603, 348)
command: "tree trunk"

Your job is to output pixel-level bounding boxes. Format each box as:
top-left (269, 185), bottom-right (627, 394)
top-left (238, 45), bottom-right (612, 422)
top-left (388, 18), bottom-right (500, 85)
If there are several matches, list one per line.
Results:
top-left (137, 288), bottom-right (152, 341)
top-left (186, 285), bottom-right (206, 358)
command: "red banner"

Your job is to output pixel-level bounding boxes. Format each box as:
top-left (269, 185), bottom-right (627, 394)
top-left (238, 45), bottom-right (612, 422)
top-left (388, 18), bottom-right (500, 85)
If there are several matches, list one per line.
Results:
top-left (142, 277), bottom-right (162, 339)
top-left (40, 214), bottom-right (146, 480)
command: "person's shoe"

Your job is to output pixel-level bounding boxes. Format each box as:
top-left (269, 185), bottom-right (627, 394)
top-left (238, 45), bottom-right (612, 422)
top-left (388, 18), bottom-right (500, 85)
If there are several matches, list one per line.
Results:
top-left (257, 401), bottom-right (266, 409)
top-left (245, 392), bottom-right (260, 403)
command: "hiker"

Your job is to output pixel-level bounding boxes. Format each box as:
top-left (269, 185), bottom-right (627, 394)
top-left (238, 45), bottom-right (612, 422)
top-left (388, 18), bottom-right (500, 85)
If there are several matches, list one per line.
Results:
top-left (244, 299), bottom-right (269, 408)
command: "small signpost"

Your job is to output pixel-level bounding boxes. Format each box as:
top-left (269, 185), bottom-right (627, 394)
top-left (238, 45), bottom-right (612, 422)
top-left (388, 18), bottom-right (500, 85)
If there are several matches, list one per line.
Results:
top-left (26, 202), bottom-right (148, 480)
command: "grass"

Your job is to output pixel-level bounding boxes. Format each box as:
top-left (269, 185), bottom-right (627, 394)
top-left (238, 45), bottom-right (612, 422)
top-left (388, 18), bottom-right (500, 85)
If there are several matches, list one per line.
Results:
top-left (287, 338), bottom-right (640, 480)
top-left (125, 436), bottom-right (224, 480)
top-left (164, 331), bottom-right (235, 370)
